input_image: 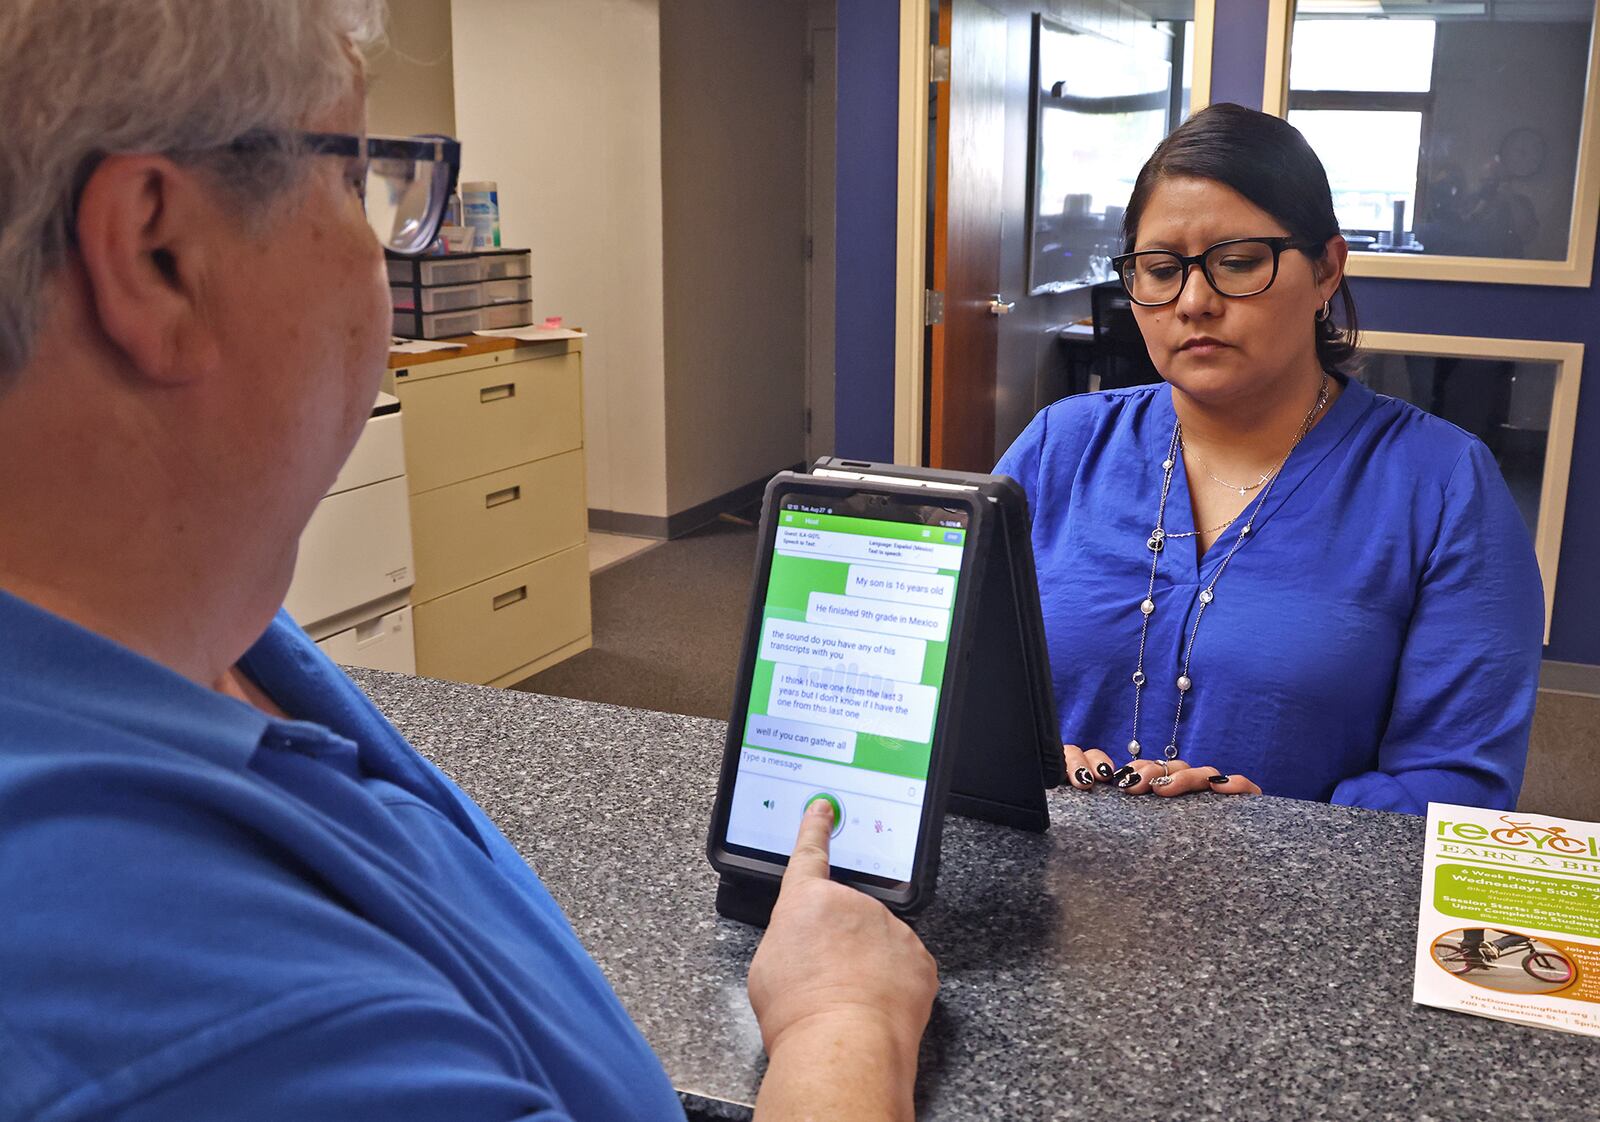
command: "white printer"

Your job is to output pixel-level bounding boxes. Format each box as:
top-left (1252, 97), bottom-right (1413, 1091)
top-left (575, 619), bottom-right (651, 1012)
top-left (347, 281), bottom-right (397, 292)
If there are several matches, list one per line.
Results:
top-left (284, 392), bottom-right (417, 673)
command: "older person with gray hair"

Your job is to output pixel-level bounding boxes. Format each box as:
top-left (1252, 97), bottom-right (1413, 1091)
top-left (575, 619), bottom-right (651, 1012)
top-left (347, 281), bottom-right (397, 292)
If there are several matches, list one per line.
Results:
top-left (0, 3), bottom-right (936, 1119)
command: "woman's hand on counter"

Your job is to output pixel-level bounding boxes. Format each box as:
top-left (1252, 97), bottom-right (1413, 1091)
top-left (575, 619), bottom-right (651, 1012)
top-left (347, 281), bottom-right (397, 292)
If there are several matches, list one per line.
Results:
top-left (748, 797), bottom-right (937, 1122)
top-left (1114, 758), bottom-right (1263, 798)
top-left (1062, 743), bottom-right (1118, 789)
top-left (1064, 744), bottom-right (1262, 798)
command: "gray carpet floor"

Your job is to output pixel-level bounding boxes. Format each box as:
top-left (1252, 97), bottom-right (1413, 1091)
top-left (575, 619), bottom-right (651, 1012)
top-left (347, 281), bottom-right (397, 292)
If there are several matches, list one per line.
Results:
top-left (1523, 690), bottom-right (1600, 820)
top-left (510, 518), bottom-right (757, 721)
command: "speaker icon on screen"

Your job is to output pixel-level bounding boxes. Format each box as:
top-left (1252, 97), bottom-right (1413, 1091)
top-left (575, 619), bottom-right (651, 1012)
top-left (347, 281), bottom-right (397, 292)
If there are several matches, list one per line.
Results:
top-left (761, 799), bottom-right (775, 809)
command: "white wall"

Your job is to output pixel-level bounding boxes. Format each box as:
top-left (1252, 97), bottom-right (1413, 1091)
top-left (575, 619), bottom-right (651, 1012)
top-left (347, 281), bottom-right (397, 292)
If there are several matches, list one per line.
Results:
top-left (366, 0), bottom-right (457, 137)
top-left (659, 0), bottom-right (810, 514)
top-left (451, 0), bottom-right (670, 519)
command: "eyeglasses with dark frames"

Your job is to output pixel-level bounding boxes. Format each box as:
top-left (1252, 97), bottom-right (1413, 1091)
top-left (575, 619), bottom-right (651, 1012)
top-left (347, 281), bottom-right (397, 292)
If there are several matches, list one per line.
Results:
top-left (67, 131), bottom-right (461, 257)
top-left (232, 131), bottom-right (462, 256)
top-left (1111, 237), bottom-right (1321, 307)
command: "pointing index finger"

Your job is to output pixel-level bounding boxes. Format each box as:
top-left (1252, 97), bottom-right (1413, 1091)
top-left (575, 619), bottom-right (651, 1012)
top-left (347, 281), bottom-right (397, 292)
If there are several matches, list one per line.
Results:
top-left (782, 796), bottom-right (836, 885)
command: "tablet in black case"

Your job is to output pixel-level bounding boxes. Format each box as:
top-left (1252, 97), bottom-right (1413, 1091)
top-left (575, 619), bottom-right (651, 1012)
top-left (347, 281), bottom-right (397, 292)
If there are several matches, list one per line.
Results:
top-left (706, 463), bottom-right (1061, 925)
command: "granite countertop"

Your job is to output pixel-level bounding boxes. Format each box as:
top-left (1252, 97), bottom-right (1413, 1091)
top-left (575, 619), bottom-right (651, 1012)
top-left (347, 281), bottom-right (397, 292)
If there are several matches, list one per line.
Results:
top-left (350, 669), bottom-right (1598, 1121)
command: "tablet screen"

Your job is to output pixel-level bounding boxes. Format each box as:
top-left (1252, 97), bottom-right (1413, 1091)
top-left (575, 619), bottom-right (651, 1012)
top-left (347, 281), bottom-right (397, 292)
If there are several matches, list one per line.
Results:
top-left (723, 491), bottom-right (971, 885)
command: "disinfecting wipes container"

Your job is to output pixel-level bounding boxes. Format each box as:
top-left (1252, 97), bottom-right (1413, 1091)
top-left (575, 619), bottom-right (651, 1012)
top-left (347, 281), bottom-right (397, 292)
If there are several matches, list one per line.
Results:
top-left (461, 181), bottom-right (501, 250)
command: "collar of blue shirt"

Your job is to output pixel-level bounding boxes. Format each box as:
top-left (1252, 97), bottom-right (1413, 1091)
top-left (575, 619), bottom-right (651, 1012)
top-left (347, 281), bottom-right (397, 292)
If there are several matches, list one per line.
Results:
top-left (0, 588), bottom-right (272, 769)
top-left (0, 589), bottom-right (489, 851)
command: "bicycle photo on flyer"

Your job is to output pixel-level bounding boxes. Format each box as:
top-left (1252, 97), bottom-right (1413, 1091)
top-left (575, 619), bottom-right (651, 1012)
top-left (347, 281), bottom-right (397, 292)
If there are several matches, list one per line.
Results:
top-left (1431, 927), bottom-right (1577, 996)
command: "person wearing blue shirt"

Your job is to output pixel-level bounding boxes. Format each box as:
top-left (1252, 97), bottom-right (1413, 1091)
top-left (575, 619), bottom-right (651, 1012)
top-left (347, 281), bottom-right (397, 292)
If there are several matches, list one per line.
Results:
top-left (996, 105), bottom-right (1544, 815)
top-left (0, 3), bottom-right (936, 1119)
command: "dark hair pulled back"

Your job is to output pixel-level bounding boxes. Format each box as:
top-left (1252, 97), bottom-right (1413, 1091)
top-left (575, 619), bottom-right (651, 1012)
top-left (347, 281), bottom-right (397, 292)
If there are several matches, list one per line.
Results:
top-left (1121, 102), bottom-right (1359, 372)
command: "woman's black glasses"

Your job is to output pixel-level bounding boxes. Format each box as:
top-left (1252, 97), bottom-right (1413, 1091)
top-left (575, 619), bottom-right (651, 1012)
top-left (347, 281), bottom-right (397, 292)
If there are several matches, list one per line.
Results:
top-left (1111, 237), bottom-right (1319, 307)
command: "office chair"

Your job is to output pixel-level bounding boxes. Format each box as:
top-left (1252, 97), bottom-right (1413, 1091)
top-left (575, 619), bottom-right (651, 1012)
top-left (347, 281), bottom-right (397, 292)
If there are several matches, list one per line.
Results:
top-left (1090, 281), bottom-right (1163, 391)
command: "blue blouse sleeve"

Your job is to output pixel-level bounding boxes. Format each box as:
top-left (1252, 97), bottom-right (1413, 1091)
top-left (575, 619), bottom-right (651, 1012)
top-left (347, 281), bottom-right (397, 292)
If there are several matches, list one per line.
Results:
top-left (995, 405), bottom-right (1050, 512)
top-left (1331, 440), bottom-right (1544, 814)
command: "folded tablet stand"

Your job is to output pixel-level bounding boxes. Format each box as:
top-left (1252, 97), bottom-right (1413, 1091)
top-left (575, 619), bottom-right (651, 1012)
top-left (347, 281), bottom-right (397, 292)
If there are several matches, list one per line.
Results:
top-left (715, 486), bottom-right (1060, 927)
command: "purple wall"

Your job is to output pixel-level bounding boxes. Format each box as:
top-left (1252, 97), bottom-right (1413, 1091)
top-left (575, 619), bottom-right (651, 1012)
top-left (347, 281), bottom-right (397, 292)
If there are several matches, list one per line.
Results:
top-left (1208, 0), bottom-right (1272, 110)
top-left (833, 0), bottom-right (900, 461)
top-left (1209, 1), bottom-right (1600, 666)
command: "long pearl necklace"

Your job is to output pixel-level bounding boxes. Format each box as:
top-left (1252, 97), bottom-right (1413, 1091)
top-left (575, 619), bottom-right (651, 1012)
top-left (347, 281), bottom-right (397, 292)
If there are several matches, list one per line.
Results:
top-left (1127, 375), bottom-right (1330, 772)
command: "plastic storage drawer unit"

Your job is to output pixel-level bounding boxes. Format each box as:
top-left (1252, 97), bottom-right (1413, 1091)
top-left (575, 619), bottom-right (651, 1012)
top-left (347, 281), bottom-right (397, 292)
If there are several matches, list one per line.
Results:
top-left (482, 277), bottom-right (533, 305)
top-left (386, 256), bottom-right (483, 287)
top-left (480, 251), bottom-right (532, 280)
top-left (479, 301), bottom-right (534, 330)
top-left (393, 306), bottom-right (481, 340)
top-left (391, 281), bottom-right (484, 313)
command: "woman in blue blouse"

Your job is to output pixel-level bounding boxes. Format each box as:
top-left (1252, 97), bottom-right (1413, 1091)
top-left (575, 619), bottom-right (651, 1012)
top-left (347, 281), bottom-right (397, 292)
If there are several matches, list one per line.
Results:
top-left (996, 104), bottom-right (1543, 814)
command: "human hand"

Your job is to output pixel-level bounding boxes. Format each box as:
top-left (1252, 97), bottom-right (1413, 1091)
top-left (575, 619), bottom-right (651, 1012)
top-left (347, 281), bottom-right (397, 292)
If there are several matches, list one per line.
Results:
top-left (1107, 758), bottom-right (1262, 798)
top-left (1062, 743), bottom-right (1119, 790)
top-left (747, 798), bottom-right (938, 1075)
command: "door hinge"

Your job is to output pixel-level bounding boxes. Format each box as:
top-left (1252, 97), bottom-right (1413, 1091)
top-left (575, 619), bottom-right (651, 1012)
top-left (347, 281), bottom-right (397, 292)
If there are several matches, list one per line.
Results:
top-left (930, 45), bottom-right (951, 83)
top-left (803, 54), bottom-right (815, 84)
top-left (805, 407), bottom-right (813, 435)
top-left (925, 289), bottom-right (945, 326)
top-left (804, 235), bottom-right (814, 261)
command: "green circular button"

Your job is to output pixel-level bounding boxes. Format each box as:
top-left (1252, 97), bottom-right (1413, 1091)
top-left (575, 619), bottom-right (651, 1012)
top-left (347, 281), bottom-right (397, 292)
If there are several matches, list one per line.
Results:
top-left (806, 792), bottom-right (845, 837)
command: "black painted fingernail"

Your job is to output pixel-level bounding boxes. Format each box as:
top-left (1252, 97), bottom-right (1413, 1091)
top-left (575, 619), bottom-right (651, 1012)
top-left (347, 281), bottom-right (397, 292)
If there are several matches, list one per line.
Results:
top-left (1111, 765), bottom-right (1135, 783)
top-left (1096, 763), bottom-right (1115, 780)
top-left (1208, 773), bottom-right (1229, 785)
top-left (1116, 771), bottom-right (1141, 789)
top-left (1074, 767), bottom-right (1094, 787)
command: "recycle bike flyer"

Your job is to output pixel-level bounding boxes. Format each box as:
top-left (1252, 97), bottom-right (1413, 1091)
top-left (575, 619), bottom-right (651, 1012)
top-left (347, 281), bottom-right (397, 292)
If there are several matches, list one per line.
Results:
top-left (1415, 802), bottom-right (1600, 1036)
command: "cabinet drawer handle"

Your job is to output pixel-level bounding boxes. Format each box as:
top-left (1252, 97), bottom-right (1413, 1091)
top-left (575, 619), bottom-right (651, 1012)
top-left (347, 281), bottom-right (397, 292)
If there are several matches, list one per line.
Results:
top-left (492, 585), bottom-right (528, 611)
top-left (479, 383), bottom-right (516, 403)
top-left (485, 485), bottom-right (522, 508)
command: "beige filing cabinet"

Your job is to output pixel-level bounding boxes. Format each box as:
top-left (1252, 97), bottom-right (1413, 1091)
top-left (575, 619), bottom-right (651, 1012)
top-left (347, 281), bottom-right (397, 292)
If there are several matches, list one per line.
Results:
top-left (383, 336), bottom-right (591, 686)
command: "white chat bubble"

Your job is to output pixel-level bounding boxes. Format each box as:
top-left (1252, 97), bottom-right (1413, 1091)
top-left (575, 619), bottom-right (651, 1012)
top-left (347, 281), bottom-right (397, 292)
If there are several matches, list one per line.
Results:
top-left (844, 565), bottom-right (956, 609)
top-left (744, 715), bottom-right (857, 763)
top-left (759, 618), bottom-right (926, 681)
top-left (806, 591), bottom-right (950, 643)
top-left (769, 663), bottom-right (939, 743)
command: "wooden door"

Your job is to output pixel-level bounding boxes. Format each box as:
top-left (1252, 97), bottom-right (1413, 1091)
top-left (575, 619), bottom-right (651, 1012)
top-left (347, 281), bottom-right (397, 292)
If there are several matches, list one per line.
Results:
top-left (805, 18), bottom-right (838, 463)
top-left (928, 0), bottom-right (1006, 471)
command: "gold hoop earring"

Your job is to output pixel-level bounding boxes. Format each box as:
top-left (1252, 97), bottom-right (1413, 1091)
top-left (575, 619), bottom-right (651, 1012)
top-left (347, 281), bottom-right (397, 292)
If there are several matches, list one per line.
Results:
top-left (1316, 300), bottom-right (1332, 322)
